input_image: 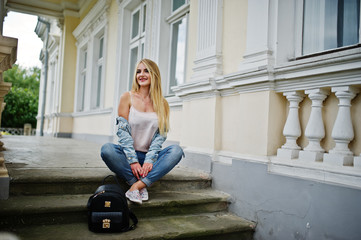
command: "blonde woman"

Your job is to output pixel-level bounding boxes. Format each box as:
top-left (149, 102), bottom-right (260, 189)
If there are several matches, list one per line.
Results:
top-left (101, 59), bottom-right (184, 204)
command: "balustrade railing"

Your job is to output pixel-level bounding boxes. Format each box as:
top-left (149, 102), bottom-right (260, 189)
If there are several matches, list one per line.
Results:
top-left (0, 128), bottom-right (36, 136)
top-left (277, 85), bottom-right (361, 168)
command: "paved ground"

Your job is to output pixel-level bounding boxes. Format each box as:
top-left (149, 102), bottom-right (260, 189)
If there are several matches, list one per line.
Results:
top-left (1, 135), bottom-right (207, 182)
top-left (2, 135), bottom-right (107, 169)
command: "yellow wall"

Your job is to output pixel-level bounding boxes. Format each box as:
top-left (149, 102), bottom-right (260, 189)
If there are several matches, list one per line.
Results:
top-left (181, 97), bottom-right (220, 150)
top-left (267, 91), bottom-right (287, 155)
top-left (222, 0), bottom-right (248, 75)
top-left (60, 15), bottom-right (79, 113)
top-left (350, 92), bottom-right (361, 155)
top-left (221, 91), bottom-right (282, 156)
top-left (168, 108), bottom-right (183, 142)
top-left (57, 116), bottom-right (73, 133)
top-left (79, 0), bottom-right (98, 19)
top-left (104, 0), bottom-right (118, 108)
top-left (72, 114), bottom-right (112, 135)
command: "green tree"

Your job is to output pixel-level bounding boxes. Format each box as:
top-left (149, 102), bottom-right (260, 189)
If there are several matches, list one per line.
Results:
top-left (2, 65), bottom-right (40, 128)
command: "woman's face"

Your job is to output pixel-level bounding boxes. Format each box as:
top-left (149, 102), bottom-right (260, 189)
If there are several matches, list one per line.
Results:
top-left (136, 62), bottom-right (151, 88)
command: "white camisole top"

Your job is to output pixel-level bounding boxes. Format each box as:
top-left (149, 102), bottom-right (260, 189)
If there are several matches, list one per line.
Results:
top-left (128, 93), bottom-right (158, 152)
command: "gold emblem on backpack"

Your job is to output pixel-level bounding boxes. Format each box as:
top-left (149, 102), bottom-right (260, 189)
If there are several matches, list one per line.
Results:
top-left (102, 219), bottom-right (111, 228)
top-left (104, 201), bottom-right (111, 207)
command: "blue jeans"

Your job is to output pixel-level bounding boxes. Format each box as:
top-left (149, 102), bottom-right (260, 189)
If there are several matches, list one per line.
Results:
top-left (100, 143), bottom-right (183, 187)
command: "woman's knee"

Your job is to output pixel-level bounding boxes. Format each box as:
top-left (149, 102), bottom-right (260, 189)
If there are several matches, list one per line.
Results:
top-left (100, 143), bottom-right (115, 160)
top-left (169, 145), bottom-right (184, 160)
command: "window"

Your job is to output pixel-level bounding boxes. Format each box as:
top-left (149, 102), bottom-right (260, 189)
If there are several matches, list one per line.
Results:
top-left (77, 49), bottom-right (87, 111)
top-left (167, 0), bottom-right (189, 95)
top-left (73, 0), bottom-right (109, 113)
top-left (169, 17), bottom-right (187, 93)
top-left (128, 3), bottom-right (147, 90)
top-left (91, 35), bottom-right (104, 109)
top-left (172, 0), bottom-right (186, 12)
top-left (302, 0), bottom-right (360, 55)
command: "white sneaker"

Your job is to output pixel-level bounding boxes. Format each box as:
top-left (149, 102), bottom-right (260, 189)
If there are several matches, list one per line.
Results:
top-left (125, 189), bottom-right (142, 204)
top-left (139, 188), bottom-right (149, 201)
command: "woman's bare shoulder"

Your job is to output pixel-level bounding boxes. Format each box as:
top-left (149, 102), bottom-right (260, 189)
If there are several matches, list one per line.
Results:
top-left (118, 91), bottom-right (131, 118)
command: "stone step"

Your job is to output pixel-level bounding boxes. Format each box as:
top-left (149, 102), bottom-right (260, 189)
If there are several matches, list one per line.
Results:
top-left (4, 212), bottom-right (255, 240)
top-left (8, 167), bottom-right (212, 196)
top-left (0, 190), bottom-right (229, 227)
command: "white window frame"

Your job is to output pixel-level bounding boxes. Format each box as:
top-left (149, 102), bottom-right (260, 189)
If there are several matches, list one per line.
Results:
top-left (91, 33), bottom-right (105, 109)
top-left (73, 0), bottom-right (110, 113)
top-left (76, 46), bottom-right (88, 112)
top-left (128, 2), bottom-right (147, 90)
top-left (166, 1), bottom-right (190, 96)
top-left (295, 0), bottom-right (361, 58)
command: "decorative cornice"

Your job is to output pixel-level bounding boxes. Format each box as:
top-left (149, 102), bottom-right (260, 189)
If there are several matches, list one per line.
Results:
top-left (0, 35), bottom-right (18, 72)
top-left (72, 0), bottom-right (111, 40)
top-left (173, 48), bottom-right (361, 100)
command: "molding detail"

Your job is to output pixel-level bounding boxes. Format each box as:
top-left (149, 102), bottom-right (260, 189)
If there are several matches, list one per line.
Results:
top-left (172, 49), bottom-right (361, 101)
top-left (190, 0), bottom-right (223, 82)
top-left (72, 0), bottom-right (111, 40)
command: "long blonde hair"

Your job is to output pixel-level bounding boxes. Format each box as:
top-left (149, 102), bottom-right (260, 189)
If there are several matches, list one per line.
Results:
top-left (131, 59), bottom-right (170, 136)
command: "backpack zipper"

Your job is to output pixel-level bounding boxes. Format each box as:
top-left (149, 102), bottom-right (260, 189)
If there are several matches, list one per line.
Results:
top-left (92, 190), bottom-right (105, 199)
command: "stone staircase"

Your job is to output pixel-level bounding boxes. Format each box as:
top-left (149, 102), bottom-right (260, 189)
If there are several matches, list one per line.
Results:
top-left (0, 166), bottom-right (255, 240)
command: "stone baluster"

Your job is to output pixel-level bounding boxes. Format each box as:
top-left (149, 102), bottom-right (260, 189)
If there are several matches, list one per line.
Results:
top-left (0, 35), bottom-right (17, 200)
top-left (299, 88), bottom-right (329, 162)
top-left (355, 155), bottom-right (361, 168)
top-left (277, 91), bottom-right (305, 159)
top-left (324, 86), bottom-right (359, 166)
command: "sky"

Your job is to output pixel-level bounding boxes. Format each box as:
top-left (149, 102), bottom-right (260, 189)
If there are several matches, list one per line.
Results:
top-left (3, 11), bottom-right (43, 68)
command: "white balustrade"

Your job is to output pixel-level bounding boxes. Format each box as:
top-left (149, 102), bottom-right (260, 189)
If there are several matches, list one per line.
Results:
top-left (277, 91), bottom-right (305, 159)
top-left (299, 88), bottom-right (329, 162)
top-left (323, 86), bottom-right (359, 166)
top-left (355, 155), bottom-right (361, 168)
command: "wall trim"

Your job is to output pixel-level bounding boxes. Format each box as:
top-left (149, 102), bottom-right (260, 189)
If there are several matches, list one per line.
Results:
top-left (269, 156), bottom-right (361, 190)
top-left (72, 108), bottom-right (113, 117)
top-left (181, 147), bottom-right (361, 190)
top-left (172, 48), bottom-right (361, 100)
top-left (72, 133), bottom-right (113, 144)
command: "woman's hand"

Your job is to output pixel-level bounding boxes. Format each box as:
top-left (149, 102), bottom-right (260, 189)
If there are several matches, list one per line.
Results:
top-left (130, 162), bottom-right (143, 179)
top-left (142, 163), bottom-right (153, 178)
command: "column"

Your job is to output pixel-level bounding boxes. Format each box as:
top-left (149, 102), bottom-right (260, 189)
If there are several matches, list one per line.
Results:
top-left (277, 91), bottom-right (305, 159)
top-left (299, 88), bottom-right (329, 162)
top-left (191, 0), bottom-right (223, 81)
top-left (238, 0), bottom-right (275, 71)
top-left (0, 35), bottom-right (17, 200)
top-left (324, 86), bottom-right (359, 166)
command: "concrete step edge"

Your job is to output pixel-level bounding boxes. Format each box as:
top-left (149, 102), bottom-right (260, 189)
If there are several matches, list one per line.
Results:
top-left (0, 190), bottom-right (231, 227)
top-left (4, 212), bottom-right (256, 240)
top-left (8, 167), bottom-right (211, 183)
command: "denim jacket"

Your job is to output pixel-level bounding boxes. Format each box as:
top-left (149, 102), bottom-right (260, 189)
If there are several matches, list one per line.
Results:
top-left (116, 116), bottom-right (166, 165)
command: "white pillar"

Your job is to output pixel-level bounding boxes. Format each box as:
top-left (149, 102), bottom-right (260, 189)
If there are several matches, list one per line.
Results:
top-left (299, 88), bottom-right (329, 162)
top-left (324, 86), bottom-right (359, 166)
top-left (277, 91), bottom-right (305, 159)
top-left (191, 0), bottom-right (223, 81)
top-left (238, 0), bottom-right (275, 71)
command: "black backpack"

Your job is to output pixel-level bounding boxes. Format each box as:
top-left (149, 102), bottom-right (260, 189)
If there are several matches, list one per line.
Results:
top-left (87, 175), bottom-right (138, 233)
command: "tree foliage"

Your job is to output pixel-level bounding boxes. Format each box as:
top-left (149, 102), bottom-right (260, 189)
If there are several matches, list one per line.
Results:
top-left (2, 65), bottom-right (40, 128)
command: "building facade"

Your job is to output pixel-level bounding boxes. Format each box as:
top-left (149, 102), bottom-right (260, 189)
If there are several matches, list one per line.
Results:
top-left (2, 0), bottom-right (361, 239)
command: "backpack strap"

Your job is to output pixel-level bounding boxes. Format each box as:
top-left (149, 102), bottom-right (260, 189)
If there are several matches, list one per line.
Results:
top-left (102, 175), bottom-right (121, 186)
top-left (128, 210), bottom-right (138, 230)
